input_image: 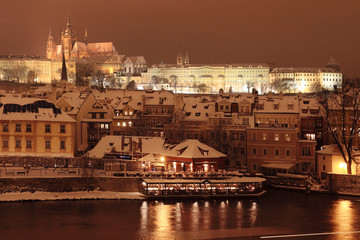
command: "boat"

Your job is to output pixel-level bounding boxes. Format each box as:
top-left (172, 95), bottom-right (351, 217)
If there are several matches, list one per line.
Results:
top-left (141, 177), bottom-right (266, 199)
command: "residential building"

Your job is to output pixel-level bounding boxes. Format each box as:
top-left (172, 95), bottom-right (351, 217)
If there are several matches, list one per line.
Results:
top-left (0, 97), bottom-right (75, 157)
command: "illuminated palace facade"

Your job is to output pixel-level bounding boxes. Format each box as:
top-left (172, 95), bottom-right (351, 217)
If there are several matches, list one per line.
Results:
top-left (270, 58), bottom-right (342, 93)
top-left (142, 50), bottom-right (342, 94)
top-left (142, 49), bottom-right (270, 94)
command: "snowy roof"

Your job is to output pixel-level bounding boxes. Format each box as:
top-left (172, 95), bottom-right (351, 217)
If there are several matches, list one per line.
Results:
top-left (86, 42), bottom-right (117, 54)
top-left (165, 139), bottom-right (226, 159)
top-left (56, 91), bottom-right (90, 115)
top-left (271, 67), bottom-right (338, 74)
top-left (87, 136), bottom-right (167, 158)
top-left (299, 97), bottom-right (321, 117)
top-left (256, 94), bottom-right (299, 114)
top-left (182, 96), bottom-right (215, 122)
top-left (143, 90), bottom-right (175, 106)
top-left (0, 98), bottom-right (75, 122)
top-left (72, 42), bottom-right (88, 53)
top-left (124, 56), bottom-right (147, 65)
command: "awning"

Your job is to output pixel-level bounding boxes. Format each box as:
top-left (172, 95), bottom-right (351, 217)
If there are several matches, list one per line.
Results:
top-left (261, 163), bottom-right (295, 170)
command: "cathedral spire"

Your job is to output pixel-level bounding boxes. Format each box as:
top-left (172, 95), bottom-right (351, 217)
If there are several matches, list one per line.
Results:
top-left (48, 25), bottom-right (53, 37)
top-left (60, 51), bottom-right (68, 81)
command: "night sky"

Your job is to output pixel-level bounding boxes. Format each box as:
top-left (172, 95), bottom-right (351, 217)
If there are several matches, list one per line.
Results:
top-left (0, 0), bottom-right (359, 77)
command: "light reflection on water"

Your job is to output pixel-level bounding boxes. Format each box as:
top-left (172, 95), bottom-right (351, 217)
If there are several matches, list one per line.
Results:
top-left (331, 199), bottom-right (355, 240)
top-left (1, 190), bottom-right (360, 240)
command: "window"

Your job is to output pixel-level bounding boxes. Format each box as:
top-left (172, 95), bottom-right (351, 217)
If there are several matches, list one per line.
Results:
top-left (45, 140), bottom-right (51, 149)
top-left (26, 124), bottom-right (32, 132)
top-left (252, 164), bottom-right (257, 171)
top-left (286, 149), bottom-right (291, 157)
top-left (275, 149), bottom-right (280, 156)
top-left (60, 125), bottom-right (66, 133)
top-left (274, 104), bottom-right (279, 110)
top-left (285, 134), bottom-right (290, 141)
top-left (3, 139), bottom-right (8, 148)
top-left (274, 134), bottom-right (279, 141)
top-left (242, 118), bottom-right (249, 125)
top-left (232, 133), bottom-right (239, 140)
top-left (302, 147), bottom-right (311, 156)
top-left (100, 113), bottom-right (105, 119)
top-left (45, 124), bottom-right (51, 133)
top-left (252, 148), bottom-right (257, 155)
top-left (15, 139), bottom-right (21, 148)
top-left (92, 113), bottom-right (97, 119)
top-left (323, 165), bottom-right (326, 171)
top-left (240, 148), bottom-right (245, 155)
top-left (252, 133), bottom-right (257, 140)
top-left (263, 148), bottom-right (268, 156)
top-left (60, 140), bottom-right (65, 149)
top-left (262, 133), bottom-right (267, 141)
top-left (26, 139), bottom-right (32, 149)
top-left (15, 124), bottom-right (21, 132)
top-left (3, 123), bottom-right (8, 132)
top-left (100, 123), bottom-right (109, 129)
top-left (240, 133), bottom-right (245, 141)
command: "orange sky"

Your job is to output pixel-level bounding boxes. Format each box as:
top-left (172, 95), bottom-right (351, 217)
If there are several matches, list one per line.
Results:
top-left (0, 0), bottom-right (359, 77)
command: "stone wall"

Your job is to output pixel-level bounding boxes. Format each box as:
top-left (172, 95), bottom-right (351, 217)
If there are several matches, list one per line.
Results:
top-left (328, 173), bottom-right (360, 196)
top-left (0, 177), bottom-right (143, 194)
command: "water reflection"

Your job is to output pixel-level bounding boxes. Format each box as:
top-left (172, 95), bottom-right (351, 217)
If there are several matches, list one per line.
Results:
top-left (332, 199), bottom-right (354, 236)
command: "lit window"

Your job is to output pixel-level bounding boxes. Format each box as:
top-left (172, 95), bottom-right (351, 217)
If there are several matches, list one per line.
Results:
top-left (274, 134), bottom-right (279, 141)
top-left (128, 121), bottom-right (132, 127)
top-left (262, 133), bottom-right (267, 141)
top-left (122, 122), bottom-right (126, 127)
top-left (285, 134), bottom-right (290, 141)
top-left (117, 122), bottom-right (120, 126)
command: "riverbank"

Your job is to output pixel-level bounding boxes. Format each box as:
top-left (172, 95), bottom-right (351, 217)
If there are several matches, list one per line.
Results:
top-left (0, 191), bottom-right (144, 202)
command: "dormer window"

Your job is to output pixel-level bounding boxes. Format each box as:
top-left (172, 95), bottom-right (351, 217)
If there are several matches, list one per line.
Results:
top-left (195, 113), bottom-right (200, 116)
top-left (125, 111), bottom-right (128, 116)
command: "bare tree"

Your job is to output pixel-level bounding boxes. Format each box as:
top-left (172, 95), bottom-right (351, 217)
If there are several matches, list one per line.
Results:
top-left (245, 80), bottom-right (255, 93)
top-left (318, 86), bottom-right (360, 174)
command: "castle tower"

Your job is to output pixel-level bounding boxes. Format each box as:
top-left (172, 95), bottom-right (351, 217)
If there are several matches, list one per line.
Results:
top-left (61, 12), bottom-right (77, 60)
top-left (46, 26), bottom-right (56, 59)
top-left (326, 57), bottom-right (340, 72)
top-left (176, 47), bottom-right (183, 66)
top-left (184, 48), bottom-right (190, 64)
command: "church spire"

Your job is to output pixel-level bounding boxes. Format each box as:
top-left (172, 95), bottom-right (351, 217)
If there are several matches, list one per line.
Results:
top-left (177, 46), bottom-right (183, 66)
top-left (185, 48), bottom-right (190, 64)
top-left (84, 26), bottom-right (88, 45)
top-left (60, 51), bottom-right (68, 81)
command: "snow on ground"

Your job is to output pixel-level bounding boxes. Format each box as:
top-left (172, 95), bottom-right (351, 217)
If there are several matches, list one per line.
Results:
top-left (0, 191), bottom-right (144, 202)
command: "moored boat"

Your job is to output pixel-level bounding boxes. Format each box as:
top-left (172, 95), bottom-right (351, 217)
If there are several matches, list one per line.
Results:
top-left (141, 177), bottom-right (266, 199)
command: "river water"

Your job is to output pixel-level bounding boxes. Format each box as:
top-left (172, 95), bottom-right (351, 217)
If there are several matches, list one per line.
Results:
top-left (1, 190), bottom-right (360, 240)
